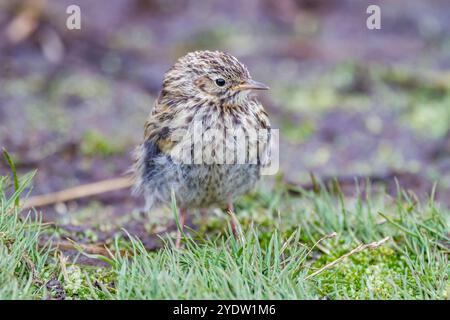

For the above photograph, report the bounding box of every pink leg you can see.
[226,203,238,237]
[176,208,186,249]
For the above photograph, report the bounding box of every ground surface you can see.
[0,0,449,299]
[1,174,449,299]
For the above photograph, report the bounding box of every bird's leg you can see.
[226,203,239,237]
[176,207,186,249]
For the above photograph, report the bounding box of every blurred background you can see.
[0,0,450,247]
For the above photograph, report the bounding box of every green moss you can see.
[274,85,341,113]
[312,245,411,299]
[281,118,316,143]
[374,65,450,139]
[63,266,115,300]
[1,170,448,299]
[80,130,125,157]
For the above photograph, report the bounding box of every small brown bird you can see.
[133,50,271,247]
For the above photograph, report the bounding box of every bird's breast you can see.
[169,107,262,166]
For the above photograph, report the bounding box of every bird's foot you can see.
[226,203,244,242]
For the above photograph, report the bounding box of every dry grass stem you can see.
[305,236,390,280]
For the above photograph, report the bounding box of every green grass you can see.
[0,172,58,299]
[0,172,448,300]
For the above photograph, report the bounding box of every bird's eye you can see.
[215,78,226,87]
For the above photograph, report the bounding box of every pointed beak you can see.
[235,79,270,91]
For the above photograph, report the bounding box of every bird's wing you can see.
[132,101,177,193]
[143,102,177,154]
[251,101,272,165]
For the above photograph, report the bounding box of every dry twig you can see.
[305,236,390,280]
[23,176,133,209]
[39,238,128,258]
[5,0,47,43]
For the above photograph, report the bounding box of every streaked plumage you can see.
[132,51,270,244]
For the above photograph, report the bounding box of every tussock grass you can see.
[102,184,448,299]
[0,171,55,299]
[0,170,448,300]
[110,227,313,299]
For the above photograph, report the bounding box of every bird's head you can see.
[161,50,268,105]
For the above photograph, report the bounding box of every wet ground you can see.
[0,0,449,253]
